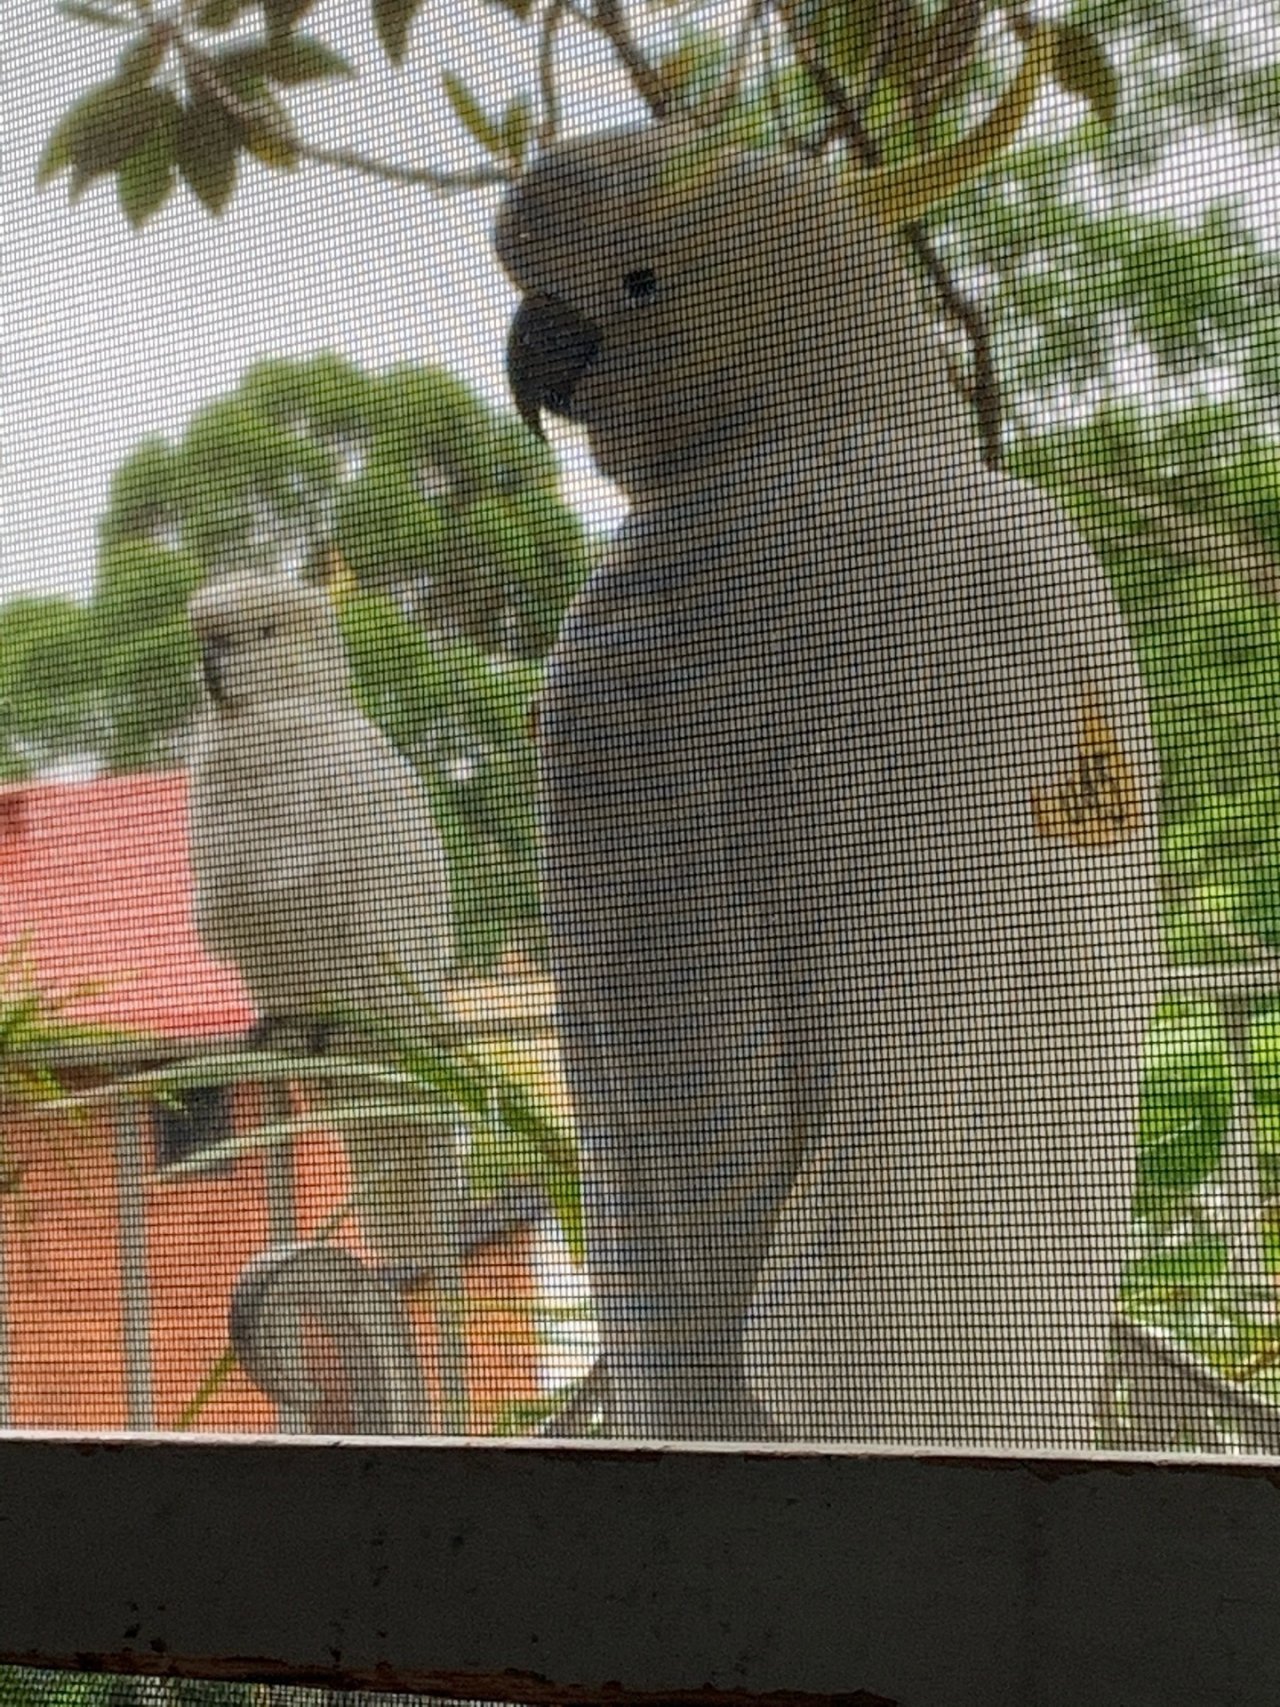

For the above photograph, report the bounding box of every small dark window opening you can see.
[152,1084,236,1175]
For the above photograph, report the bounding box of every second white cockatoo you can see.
[497,39,1163,1446]
[187,573,462,1294]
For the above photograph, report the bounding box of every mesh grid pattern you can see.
[2,0,1278,1459]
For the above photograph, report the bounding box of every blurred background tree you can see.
[23,0,1280,970]
[16,0,1280,1358]
[0,354,590,966]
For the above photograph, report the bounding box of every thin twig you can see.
[179,42,512,193]
[298,143,512,190]
[785,18,1005,467]
[788,28,878,163]
[703,0,766,126]
[591,0,668,117]
[904,227,1003,467]
[536,0,567,147]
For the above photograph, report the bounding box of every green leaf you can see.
[175,94,239,212]
[807,0,880,90]
[263,0,319,31]
[261,35,355,83]
[204,52,301,167]
[56,2,132,27]
[118,121,177,228]
[911,0,985,125]
[1053,23,1119,127]
[37,81,177,190]
[36,113,77,187]
[500,96,532,164]
[116,27,169,87]
[193,0,257,26]
[241,97,300,168]
[441,71,505,156]
[213,44,273,81]
[373,0,423,64]
[871,0,927,107]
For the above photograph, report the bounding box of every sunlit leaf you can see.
[261,36,355,83]
[441,71,505,156]
[373,0,423,64]
[1053,22,1119,126]
[117,113,178,228]
[56,2,132,27]
[175,92,239,212]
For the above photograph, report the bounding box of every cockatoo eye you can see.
[623,268,659,306]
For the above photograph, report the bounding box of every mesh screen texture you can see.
[0,1673,492,1707]
[3,0,1278,1455]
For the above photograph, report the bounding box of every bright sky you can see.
[3,2,1274,605]
[2,0,642,605]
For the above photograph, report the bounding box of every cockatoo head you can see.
[188,573,350,712]
[496,33,1051,493]
[496,128,968,493]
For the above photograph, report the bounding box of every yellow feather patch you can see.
[1031,683,1142,850]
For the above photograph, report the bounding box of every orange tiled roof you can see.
[0,771,255,1041]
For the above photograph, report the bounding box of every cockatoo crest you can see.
[188,573,349,713]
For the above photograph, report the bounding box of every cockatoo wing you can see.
[544,430,1161,1447]
[500,120,1162,1449]
[190,702,452,1028]
[542,466,838,1442]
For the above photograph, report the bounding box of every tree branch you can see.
[536,0,567,147]
[904,228,1004,468]
[179,43,513,194]
[705,0,766,125]
[590,0,668,118]
[297,143,513,190]
[783,17,1005,468]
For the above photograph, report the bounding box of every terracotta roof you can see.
[0,772,255,1042]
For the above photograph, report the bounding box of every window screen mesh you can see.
[0,1673,496,1707]
[4,0,1279,1455]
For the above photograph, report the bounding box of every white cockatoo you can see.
[496,37,1163,1446]
[187,573,462,1295]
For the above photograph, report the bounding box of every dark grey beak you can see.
[506,292,601,438]
[201,638,230,703]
